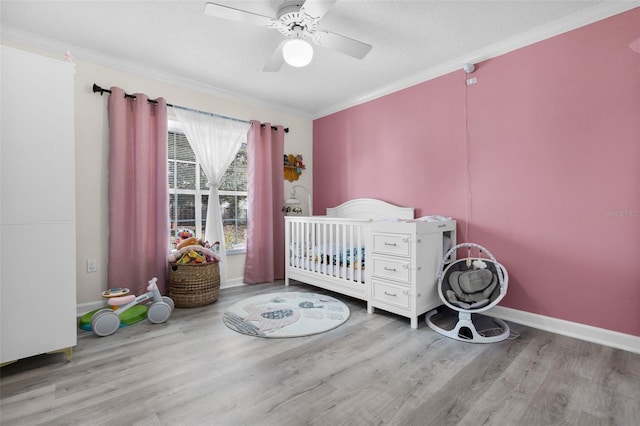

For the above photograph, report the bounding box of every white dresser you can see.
[1,47,77,365]
[366,220,456,328]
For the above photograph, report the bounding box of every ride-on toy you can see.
[91,277,174,337]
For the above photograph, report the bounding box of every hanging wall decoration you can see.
[284,154,305,182]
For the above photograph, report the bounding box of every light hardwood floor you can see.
[1,281,639,426]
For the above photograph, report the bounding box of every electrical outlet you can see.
[466,77,477,86]
[87,258,97,273]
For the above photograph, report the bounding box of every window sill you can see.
[227,248,246,256]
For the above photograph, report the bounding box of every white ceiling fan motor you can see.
[273,1,320,37]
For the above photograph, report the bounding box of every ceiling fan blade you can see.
[263,40,287,72]
[313,31,372,60]
[204,2,275,27]
[300,0,338,20]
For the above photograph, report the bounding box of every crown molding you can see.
[0,25,313,120]
[313,1,640,119]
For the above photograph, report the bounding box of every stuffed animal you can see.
[472,259,487,270]
[294,155,305,173]
[168,240,221,265]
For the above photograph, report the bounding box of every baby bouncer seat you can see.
[426,243,510,343]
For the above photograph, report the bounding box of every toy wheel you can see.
[91,309,121,337]
[148,302,171,324]
[162,296,175,312]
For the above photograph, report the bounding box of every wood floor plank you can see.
[1,281,639,426]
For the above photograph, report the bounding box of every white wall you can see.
[1,40,313,306]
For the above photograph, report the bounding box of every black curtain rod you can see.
[92,84,289,133]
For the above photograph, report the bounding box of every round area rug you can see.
[223,292,350,338]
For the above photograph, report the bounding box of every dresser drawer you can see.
[371,255,411,284]
[372,232,411,257]
[372,280,410,309]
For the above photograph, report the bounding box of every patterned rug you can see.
[223,292,350,338]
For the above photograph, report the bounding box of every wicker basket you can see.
[168,261,220,308]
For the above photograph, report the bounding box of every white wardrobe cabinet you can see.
[1,46,77,365]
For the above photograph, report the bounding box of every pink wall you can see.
[313,9,640,337]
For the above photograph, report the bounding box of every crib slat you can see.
[349,224,354,281]
[357,225,363,282]
[293,220,298,268]
[311,221,316,272]
[341,223,346,279]
[301,220,306,270]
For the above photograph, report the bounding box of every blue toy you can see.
[91,277,174,337]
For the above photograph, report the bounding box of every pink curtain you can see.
[108,87,169,295]
[244,121,285,283]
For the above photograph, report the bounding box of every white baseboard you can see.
[220,278,246,289]
[489,306,640,355]
[77,301,107,317]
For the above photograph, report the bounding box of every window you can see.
[168,130,248,252]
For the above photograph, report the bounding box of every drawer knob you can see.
[384,291,397,297]
[384,242,397,247]
[384,267,397,272]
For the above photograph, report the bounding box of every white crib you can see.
[284,199,414,305]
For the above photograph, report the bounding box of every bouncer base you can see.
[426,308,510,343]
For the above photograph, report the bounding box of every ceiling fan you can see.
[203,1,372,71]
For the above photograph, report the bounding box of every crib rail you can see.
[285,216,372,299]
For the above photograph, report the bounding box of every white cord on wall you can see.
[463,68,473,243]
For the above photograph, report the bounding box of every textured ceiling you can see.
[1,1,636,117]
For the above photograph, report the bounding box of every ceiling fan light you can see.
[282,38,314,67]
